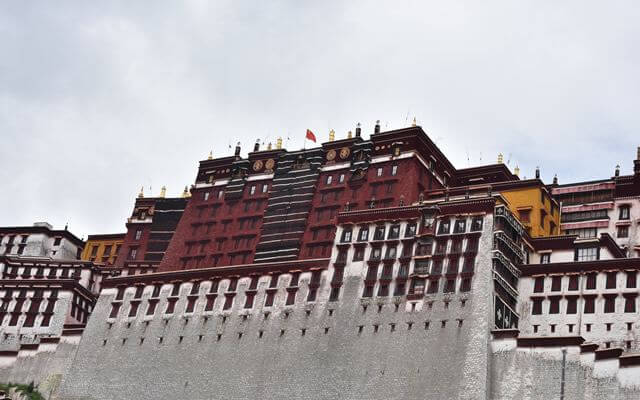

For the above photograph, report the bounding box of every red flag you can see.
[306,129,317,143]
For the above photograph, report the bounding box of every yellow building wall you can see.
[81,235,125,264]
[501,187,560,238]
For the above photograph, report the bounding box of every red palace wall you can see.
[156,126,516,273]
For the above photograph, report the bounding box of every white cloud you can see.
[1,1,639,237]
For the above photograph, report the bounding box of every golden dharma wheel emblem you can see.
[326,149,337,161]
[339,147,350,159]
[265,159,275,170]
[253,160,264,171]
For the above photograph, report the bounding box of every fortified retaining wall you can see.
[0,326,84,396]
[490,332,640,399]
[55,216,496,400]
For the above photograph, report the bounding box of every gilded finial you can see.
[347,130,353,139]
[267,142,272,150]
[182,186,191,198]
[208,151,213,160]
[497,153,504,164]
[276,137,283,149]
[329,129,335,142]
[412,117,417,127]
[138,186,144,198]
[159,186,166,198]
[514,165,520,177]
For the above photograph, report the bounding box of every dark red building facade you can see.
[156,125,519,273]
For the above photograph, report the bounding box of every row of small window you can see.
[363,276,472,298]
[184,237,256,255]
[0,288,59,301]
[0,235,28,245]
[0,290,60,327]
[111,286,330,319]
[0,311,56,328]
[419,237,480,257]
[531,322,636,337]
[88,243,121,259]
[113,272,326,305]
[555,190,612,206]
[413,256,476,275]
[408,276,473,295]
[340,223,417,243]
[3,266,81,279]
[2,235,62,248]
[437,217,483,235]
[537,247,600,264]
[338,240,479,265]
[103,318,466,348]
[532,271,637,293]
[179,251,257,269]
[564,228,598,239]
[564,226,633,240]
[319,183,399,204]
[197,200,266,218]
[203,183,270,201]
[325,165,399,186]
[190,218,261,238]
[531,295,639,315]
[561,209,609,223]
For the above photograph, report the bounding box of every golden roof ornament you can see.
[329,129,335,142]
[159,186,166,198]
[182,186,191,198]
[514,165,520,177]
[276,137,283,149]
[208,151,213,160]
[347,130,353,139]
[138,186,144,198]
[267,142,272,150]
[412,117,417,127]
[497,153,504,164]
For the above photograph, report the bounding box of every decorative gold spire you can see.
[412,117,417,127]
[347,130,353,139]
[497,153,504,164]
[267,142,272,150]
[276,137,283,149]
[159,186,166,198]
[514,165,520,177]
[208,151,213,160]
[182,186,191,198]
[329,129,335,142]
[138,186,144,198]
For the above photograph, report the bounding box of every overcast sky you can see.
[1,1,639,239]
